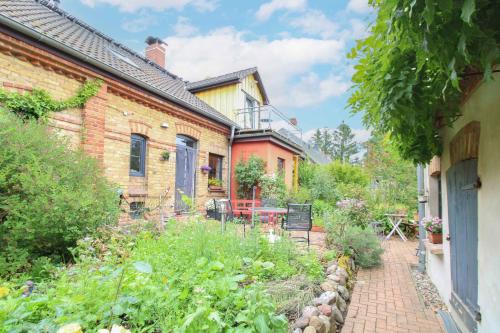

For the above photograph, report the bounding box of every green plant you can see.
[298,160,317,188]
[260,174,288,206]
[423,216,443,234]
[160,150,170,161]
[208,177,222,187]
[348,0,499,163]
[325,211,383,268]
[0,79,102,120]
[0,109,119,276]
[234,155,265,199]
[0,221,323,332]
[309,166,339,203]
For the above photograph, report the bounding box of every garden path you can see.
[342,239,445,333]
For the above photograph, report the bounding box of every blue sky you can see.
[59,0,373,142]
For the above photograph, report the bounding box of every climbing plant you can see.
[348,0,499,163]
[0,79,102,120]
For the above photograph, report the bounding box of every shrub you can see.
[309,166,338,202]
[325,210,383,268]
[0,221,323,332]
[338,226,384,268]
[260,174,288,206]
[234,155,265,199]
[0,110,119,276]
[298,160,317,188]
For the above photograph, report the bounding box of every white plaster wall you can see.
[435,73,500,333]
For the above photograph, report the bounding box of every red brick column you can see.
[82,83,107,166]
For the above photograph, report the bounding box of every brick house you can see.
[186,68,304,200]
[0,0,238,220]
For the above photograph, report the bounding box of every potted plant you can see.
[208,177,223,190]
[200,165,212,174]
[423,216,443,244]
[160,151,170,161]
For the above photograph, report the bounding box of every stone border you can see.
[291,258,355,333]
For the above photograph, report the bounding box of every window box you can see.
[424,239,444,255]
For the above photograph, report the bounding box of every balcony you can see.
[235,105,302,139]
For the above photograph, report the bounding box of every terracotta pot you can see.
[428,232,443,244]
[311,225,325,233]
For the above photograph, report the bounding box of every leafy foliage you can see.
[260,174,288,206]
[234,155,266,199]
[0,110,119,276]
[331,122,359,163]
[0,221,323,332]
[364,133,417,216]
[0,79,102,120]
[349,0,500,163]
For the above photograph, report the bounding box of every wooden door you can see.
[446,158,479,332]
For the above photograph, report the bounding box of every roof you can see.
[233,129,303,155]
[277,128,331,164]
[186,67,270,105]
[0,0,237,128]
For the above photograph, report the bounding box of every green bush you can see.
[309,166,338,202]
[0,110,119,276]
[260,174,288,207]
[325,210,383,268]
[0,221,323,332]
[338,226,383,268]
[298,160,317,188]
[234,155,265,199]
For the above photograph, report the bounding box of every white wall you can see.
[427,73,500,333]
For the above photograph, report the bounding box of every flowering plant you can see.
[335,198,369,228]
[200,165,212,172]
[423,216,442,234]
[204,199,215,210]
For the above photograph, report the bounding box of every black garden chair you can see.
[281,203,312,247]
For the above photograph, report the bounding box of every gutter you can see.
[227,126,235,200]
[0,14,237,129]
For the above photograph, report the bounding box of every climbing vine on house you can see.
[0,79,102,119]
[349,0,499,163]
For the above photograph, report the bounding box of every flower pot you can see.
[428,232,443,244]
[208,185,223,191]
[311,225,325,233]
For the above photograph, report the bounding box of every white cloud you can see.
[172,16,198,36]
[255,0,307,21]
[80,0,218,12]
[165,27,346,109]
[290,10,338,38]
[121,12,157,32]
[346,0,371,14]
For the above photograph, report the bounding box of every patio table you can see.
[249,207,287,226]
[385,213,408,241]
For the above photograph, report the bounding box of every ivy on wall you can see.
[348,0,499,163]
[0,79,103,120]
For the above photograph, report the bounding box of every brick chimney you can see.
[145,36,166,68]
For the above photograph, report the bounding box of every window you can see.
[277,158,285,175]
[130,134,146,176]
[208,153,223,182]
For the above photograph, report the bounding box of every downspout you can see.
[227,126,236,200]
[417,164,426,273]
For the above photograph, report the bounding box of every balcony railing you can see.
[235,105,302,139]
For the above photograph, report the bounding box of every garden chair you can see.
[281,204,312,247]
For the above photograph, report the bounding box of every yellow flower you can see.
[56,323,83,333]
[0,286,9,298]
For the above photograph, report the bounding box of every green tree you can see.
[0,109,119,275]
[311,128,333,156]
[348,0,499,163]
[234,155,265,199]
[363,133,417,212]
[331,122,359,163]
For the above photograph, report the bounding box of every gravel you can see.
[411,267,448,312]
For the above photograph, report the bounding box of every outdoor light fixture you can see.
[160,122,169,128]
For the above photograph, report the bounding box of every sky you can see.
[58,0,374,143]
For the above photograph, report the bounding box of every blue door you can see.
[446,158,479,332]
[175,135,197,212]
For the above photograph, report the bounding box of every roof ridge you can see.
[36,0,182,81]
[187,66,258,85]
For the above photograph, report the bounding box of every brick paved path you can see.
[342,239,445,333]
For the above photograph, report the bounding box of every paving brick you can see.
[341,240,444,333]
